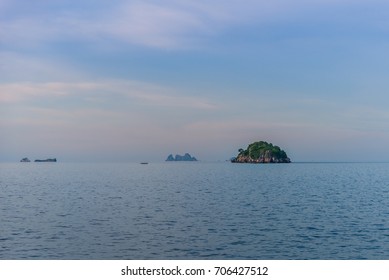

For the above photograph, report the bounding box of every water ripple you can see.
[1,162,389,259]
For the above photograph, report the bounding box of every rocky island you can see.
[166,153,198,161]
[231,141,291,163]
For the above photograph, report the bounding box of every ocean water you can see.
[1,162,389,260]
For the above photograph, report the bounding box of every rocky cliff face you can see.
[231,141,291,163]
[232,154,291,163]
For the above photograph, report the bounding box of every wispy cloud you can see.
[0,51,87,82]
[104,2,210,48]
[2,0,381,49]
[0,80,218,110]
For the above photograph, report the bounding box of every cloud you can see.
[103,2,209,48]
[2,78,387,136]
[0,82,97,103]
[0,1,217,48]
[0,51,88,83]
[0,79,218,110]
[0,1,208,49]
[2,0,384,50]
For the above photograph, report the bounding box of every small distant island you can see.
[231,141,291,163]
[20,158,31,162]
[166,153,198,161]
[34,158,57,162]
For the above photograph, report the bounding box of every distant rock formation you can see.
[166,153,198,161]
[20,157,31,162]
[34,158,57,162]
[166,154,175,161]
[231,141,291,163]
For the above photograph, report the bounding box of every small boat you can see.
[140,162,149,165]
[35,158,57,162]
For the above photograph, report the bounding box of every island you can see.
[166,153,198,161]
[20,157,31,162]
[34,158,57,162]
[231,141,291,163]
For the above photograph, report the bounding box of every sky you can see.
[1,0,389,162]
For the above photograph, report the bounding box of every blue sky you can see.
[1,0,389,162]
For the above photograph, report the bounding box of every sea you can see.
[1,162,389,260]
